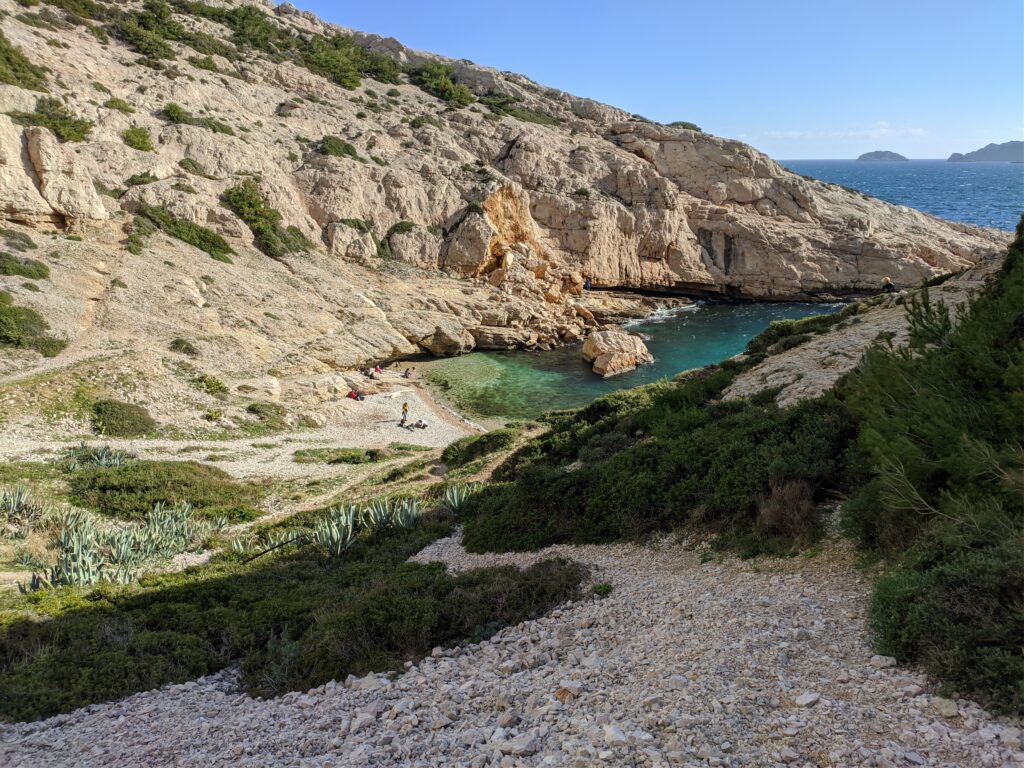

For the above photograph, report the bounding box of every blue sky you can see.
[292,0,1023,159]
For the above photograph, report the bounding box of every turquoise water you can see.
[426,302,839,420]
[428,160,1019,420]
[783,159,1024,231]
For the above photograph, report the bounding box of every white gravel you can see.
[2,534,1021,767]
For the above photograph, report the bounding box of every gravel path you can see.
[2,535,1020,767]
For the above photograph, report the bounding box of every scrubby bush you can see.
[68,459,259,521]
[0,254,49,280]
[192,373,228,396]
[478,92,559,126]
[462,370,853,553]
[0,290,66,357]
[841,218,1024,713]
[221,179,310,259]
[103,97,135,113]
[668,120,702,132]
[161,102,234,135]
[7,97,93,142]
[125,215,156,255]
[319,135,359,159]
[0,228,37,253]
[125,170,158,186]
[442,428,518,468]
[136,204,233,262]
[745,304,856,355]
[90,399,157,437]
[0,29,48,91]
[409,62,474,107]
[169,337,198,356]
[293,448,382,464]
[121,125,153,151]
[177,157,215,178]
[0,512,580,720]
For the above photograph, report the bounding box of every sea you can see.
[425,159,1022,420]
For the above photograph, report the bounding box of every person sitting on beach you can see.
[403,367,414,379]
[347,389,364,401]
[413,419,428,429]
[368,371,377,380]
[373,365,383,374]
[400,401,409,426]
[881,276,896,294]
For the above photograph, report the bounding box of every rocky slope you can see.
[0,0,1008,423]
[3,533,1021,767]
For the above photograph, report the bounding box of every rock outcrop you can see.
[582,327,654,378]
[0,0,1009,401]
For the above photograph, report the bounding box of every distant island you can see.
[857,151,908,162]
[948,140,1024,162]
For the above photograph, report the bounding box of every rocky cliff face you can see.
[0,0,1007,395]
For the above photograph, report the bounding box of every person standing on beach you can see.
[401,401,409,426]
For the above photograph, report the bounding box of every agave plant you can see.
[0,485,47,536]
[390,498,421,528]
[61,442,133,472]
[361,499,393,531]
[23,502,214,592]
[311,516,359,557]
[443,483,481,514]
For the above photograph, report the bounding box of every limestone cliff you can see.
[0,0,1008,396]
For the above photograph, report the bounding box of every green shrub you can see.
[293,448,383,464]
[245,402,286,426]
[593,582,613,597]
[125,170,158,186]
[375,221,414,259]
[409,114,438,130]
[319,135,359,160]
[0,512,579,720]
[0,290,66,357]
[840,218,1024,713]
[478,92,559,126]
[125,215,156,255]
[462,370,853,553]
[177,157,215,178]
[191,373,228,396]
[745,304,854,355]
[90,399,157,437]
[442,428,518,469]
[161,102,234,135]
[136,204,233,262]
[0,228,37,252]
[169,337,198,356]
[121,125,154,151]
[338,218,373,234]
[221,179,310,259]
[409,63,474,107]
[68,459,259,521]
[868,541,1023,714]
[7,97,93,142]
[0,29,48,91]
[103,97,135,113]
[668,120,702,132]
[188,54,217,71]
[0,254,48,280]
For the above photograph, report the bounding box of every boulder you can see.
[582,326,654,378]
[25,127,108,223]
[420,324,475,356]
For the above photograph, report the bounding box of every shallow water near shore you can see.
[424,302,840,421]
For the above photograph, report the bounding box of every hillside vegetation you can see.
[463,220,1024,712]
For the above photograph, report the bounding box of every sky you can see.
[292,0,1023,159]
